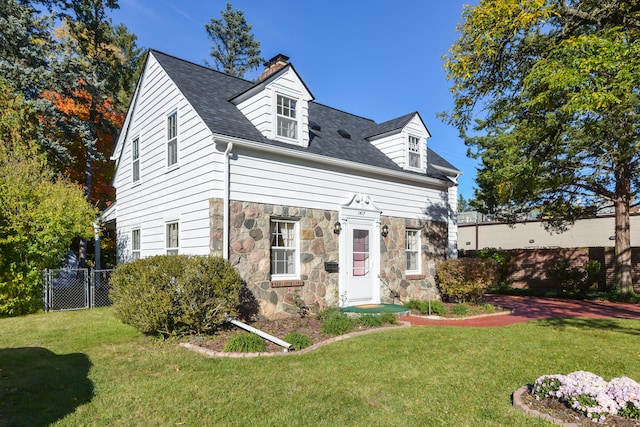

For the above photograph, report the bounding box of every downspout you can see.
[218,140,233,260]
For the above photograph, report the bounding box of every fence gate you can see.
[43,269,113,312]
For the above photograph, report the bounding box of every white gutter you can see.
[215,139,234,260]
[212,133,453,189]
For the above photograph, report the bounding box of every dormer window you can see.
[276,94,298,140]
[408,135,421,169]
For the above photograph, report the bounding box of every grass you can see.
[2,309,640,426]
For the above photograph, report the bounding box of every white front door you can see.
[339,193,381,307]
[346,220,375,304]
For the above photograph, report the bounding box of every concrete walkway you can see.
[398,295,640,327]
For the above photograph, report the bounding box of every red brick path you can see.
[397,295,640,327]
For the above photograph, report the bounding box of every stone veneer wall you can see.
[212,199,340,319]
[379,217,448,303]
[210,199,450,318]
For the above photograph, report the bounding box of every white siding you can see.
[368,114,429,173]
[113,53,222,259]
[235,67,311,147]
[227,148,449,221]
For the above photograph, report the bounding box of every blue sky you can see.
[110,0,478,199]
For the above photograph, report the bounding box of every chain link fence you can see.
[43,268,113,312]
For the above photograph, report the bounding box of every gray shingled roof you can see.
[150,49,459,182]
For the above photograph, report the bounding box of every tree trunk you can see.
[614,179,633,292]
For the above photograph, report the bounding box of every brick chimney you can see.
[258,54,289,81]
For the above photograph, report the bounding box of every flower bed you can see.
[532,371,640,423]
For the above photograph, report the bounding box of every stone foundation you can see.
[210,199,448,318]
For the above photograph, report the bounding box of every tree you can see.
[0,80,97,316]
[205,2,263,78]
[443,0,640,291]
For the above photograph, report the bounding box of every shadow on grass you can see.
[0,347,93,426]
[535,317,640,336]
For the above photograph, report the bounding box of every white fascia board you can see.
[212,133,453,189]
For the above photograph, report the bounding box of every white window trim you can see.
[273,92,300,144]
[166,110,178,170]
[270,219,300,280]
[131,228,141,260]
[405,229,421,274]
[407,135,422,171]
[166,221,179,255]
[132,136,140,184]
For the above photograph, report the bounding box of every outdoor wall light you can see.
[609,236,615,241]
[381,224,389,237]
[333,222,342,234]
[529,239,535,244]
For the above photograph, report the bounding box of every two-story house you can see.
[107,50,461,318]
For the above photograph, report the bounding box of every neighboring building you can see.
[459,214,640,251]
[108,50,461,318]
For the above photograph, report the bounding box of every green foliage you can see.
[436,258,499,303]
[223,333,266,353]
[358,314,384,327]
[452,303,468,316]
[547,260,601,292]
[316,306,342,322]
[204,2,263,77]
[0,82,97,316]
[283,331,312,351]
[476,247,511,283]
[443,0,640,290]
[405,299,446,316]
[110,255,243,335]
[320,311,356,336]
[533,376,562,399]
[378,312,398,325]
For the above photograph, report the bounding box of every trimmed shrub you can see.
[223,333,266,353]
[175,256,244,334]
[110,255,243,335]
[436,258,499,303]
[283,331,312,350]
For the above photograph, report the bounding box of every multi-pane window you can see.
[271,220,298,277]
[406,229,421,273]
[167,111,178,167]
[166,222,179,255]
[276,95,297,140]
[132,137,140,183]
[408,135,421,169]
[131,229,141,260]
[352,229,370,277]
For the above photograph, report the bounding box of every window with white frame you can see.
[270,219,299,278]
[166,222,179,255]
[276,94,298,140]
[406,229,421,274]
[131,228,141,260]
[408,135,421,169]
[132,137,140,183]
[167,111,178,167]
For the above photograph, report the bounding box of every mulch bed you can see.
[188,316,392,353]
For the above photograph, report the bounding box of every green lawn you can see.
[1,309,639,426]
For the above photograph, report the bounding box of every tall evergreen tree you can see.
[205,2,263,78]
[443,0,640,290]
